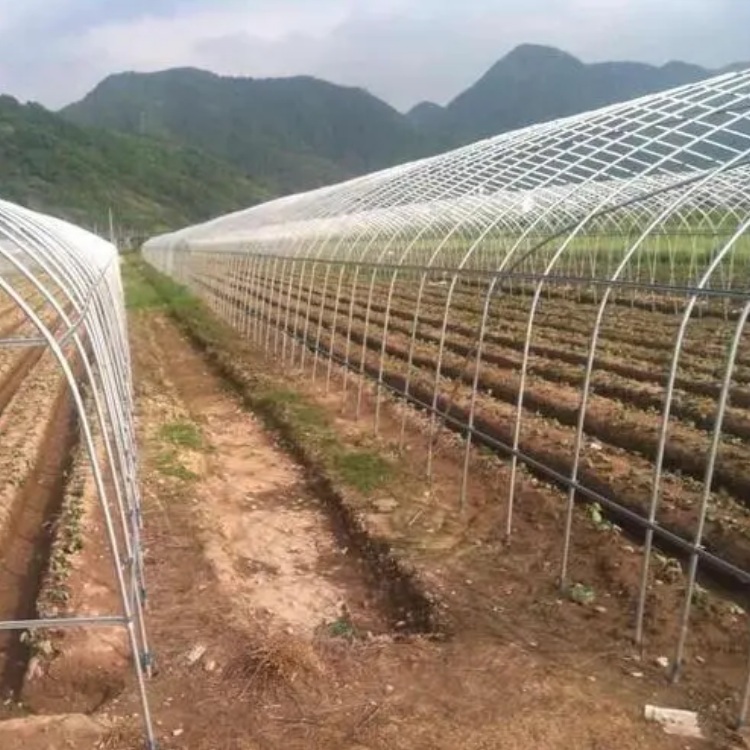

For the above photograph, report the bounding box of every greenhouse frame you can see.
[0,201,154,746]
[144,68,750,721]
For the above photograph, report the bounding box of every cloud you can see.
[0,0,747,110]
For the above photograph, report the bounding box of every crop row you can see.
[236,267,750,386]
[222,262,750,384]
[200,273,750,503]
[240,277,750,495]
[195,251,743,324]
[194,272,750,585]
[205,271,750,429]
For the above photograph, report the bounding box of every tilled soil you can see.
[93,308,706,750]
[0,285,726,749]
[194,273,750,589]
[0,350,73,711]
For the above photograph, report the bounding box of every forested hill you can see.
[0,95,268,232]
[63,47,747,181]
[2,44,746,232]
[61,68,434,195]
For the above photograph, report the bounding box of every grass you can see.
[332,450,392,493]
[153,417,204,482]
[159,420,203,450]
[121,255,166,310]
[128,256,230,347]
[327,615,358,640]
[256,387,330,434]
[156,420,205,482]
[255,384,393,494]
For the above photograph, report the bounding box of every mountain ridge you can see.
[409,44,748,143]
[0,94,269,232]
[62,44,749,192]
[2,43,748,233]
[62,67,433,195]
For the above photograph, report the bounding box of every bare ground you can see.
[84,309,712,750]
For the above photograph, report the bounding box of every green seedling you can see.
[569,583,596,605]
[328,616,357,640]
[159,420,203,450]
[587,502,620,533]
[692,583,710,610]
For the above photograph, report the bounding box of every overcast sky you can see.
[0,0,747,112]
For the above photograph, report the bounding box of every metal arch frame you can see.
[418,93,716,478]
[0,202,155,749]
[409,83,749,483]
[501,75,750,542]
[560,162,750,595]
[144,69,750,726]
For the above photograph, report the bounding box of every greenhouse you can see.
[144,69,750,720]
[0,200,154,745]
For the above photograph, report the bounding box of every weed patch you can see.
[159,420,203,450]
[122,259,165,310]
[332,450,391,493]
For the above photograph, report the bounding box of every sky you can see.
[0,0,748,112]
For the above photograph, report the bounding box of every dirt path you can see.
[86,307,698,750]
[146,312,388,640]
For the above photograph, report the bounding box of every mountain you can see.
[409,44,746,144]
[61,68,434,195]
[62,48,748,201]
[4,44,746,234]
[407,101,445,130]
[0,94,269,232]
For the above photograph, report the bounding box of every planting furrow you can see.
[0,288,47,341]
[22,425,124,714]
[236,270,750,388]
[0,310,72,420]
[295,319,750,586]
[335,280,750,382]
[215,274,750,425]
[0,349,74,697]
[316,307,750,505]
[241,265,748,355]
[212,279,750,513]
[310,326,750,585]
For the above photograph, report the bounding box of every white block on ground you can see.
[644,704,703,739]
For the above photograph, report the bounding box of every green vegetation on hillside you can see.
[61,48,745,187]
[1,44,745,233]
[61,68,433,195]
[0,94,269,232]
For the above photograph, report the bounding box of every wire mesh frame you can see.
[145,69,750,724]
[0,200,155,748]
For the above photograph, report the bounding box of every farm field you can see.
[0,256,747,749]
[112,260,750,748]
[190,258,750,591]
[1,61,750,749]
